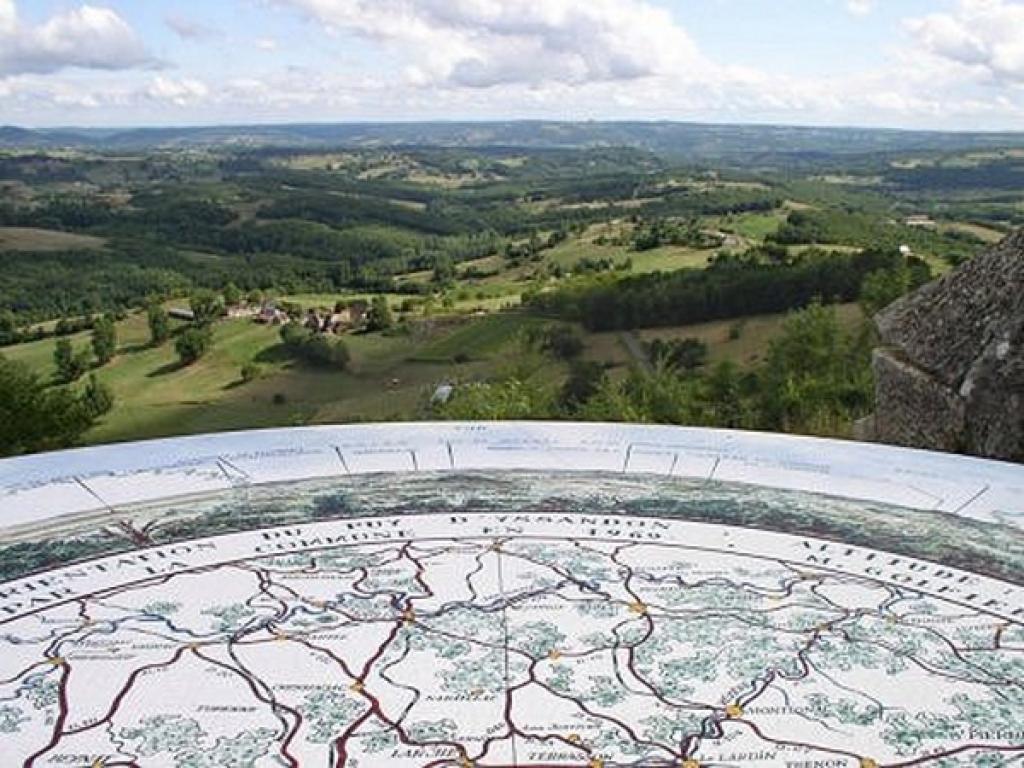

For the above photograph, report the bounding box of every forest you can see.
[527,248,926,331]
[0,130,1018,455]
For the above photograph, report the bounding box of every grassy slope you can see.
[584,303,865,371]
[717,211,786,240]
[2,310,546,444]
[545,226,714,274]
[411,314,545,362]
[0,195,877,445]
[937,221,1006,244]
[0,227,106,252]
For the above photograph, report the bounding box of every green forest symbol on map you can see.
[0,471,1021,766]
[1,530,1022,767]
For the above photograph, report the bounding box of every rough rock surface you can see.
[871,230,1024,462]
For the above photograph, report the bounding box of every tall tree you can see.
[175,326,214,366]
[54,337,79,383]
[431,256,456,286]
[81,374,115,418]
[223,282,242,307]
[91,314,117,366]
[538,324,585,361]
[439,378,556,420]
[147,302,171,345]
[702,361,747,428]
[0,355,98,457]
[190,290,224,327]
[54,338,93,383]
[756,302,873,435]
[0,311,19,346]
[366,296,394,332]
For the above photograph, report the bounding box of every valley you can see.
[1,126,1021,451]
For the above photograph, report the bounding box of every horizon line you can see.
[7,117,1024,137]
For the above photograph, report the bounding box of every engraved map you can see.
[1,465,1022,768]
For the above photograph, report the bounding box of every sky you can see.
[2,0,1024,130]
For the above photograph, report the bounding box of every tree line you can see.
[527,248,910,331]
[0,355,114,456]
[441,302,876,438]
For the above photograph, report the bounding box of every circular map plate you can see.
[0,423,1021,767]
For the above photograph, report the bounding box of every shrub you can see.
[189,289,224,326]
[279,325,350,370]
[647,337,709,372]
[81,374,114,417]
[366,296,394,331]
[147,303,171,345]
[175,326,213,365]
[537,324,585,360]
[91,314,117,366]
[54,337,90,383]
[240,362,262,383]
[1,356,99,456]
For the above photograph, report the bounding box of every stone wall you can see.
[871,230,1024,462]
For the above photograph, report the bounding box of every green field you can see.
[718,211,786,240]
[2,310,548,444]
[938,221,1006,244]
[411,313,546,362]
[0,227,107,252]
[584,303,865,371]
[280,292,405,309]
[545,225,715,274]
[1,136,1006,452]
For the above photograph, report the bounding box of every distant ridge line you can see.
[4,120,1024,156]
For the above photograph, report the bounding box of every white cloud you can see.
[165,13,221,41]
[146,76,209,106]
[0,2,152,76]
[3,0,1024,130]
[907,0,1024,82]
[265,0,976,126]
[276,0,704,88]
[0,0,16,36]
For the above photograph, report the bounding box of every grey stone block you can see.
[871,231,1023,461]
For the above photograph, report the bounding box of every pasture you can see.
[0,227,106,252]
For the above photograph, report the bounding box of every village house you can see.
[335,300,369,329]
[296,300,371,335]
[254,303,290,325]
[904,215,936,229]
[226,302,260,319]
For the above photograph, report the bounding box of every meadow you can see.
[0,139,1010,449]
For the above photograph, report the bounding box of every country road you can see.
[619,331,653,373]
